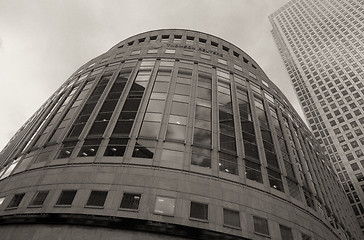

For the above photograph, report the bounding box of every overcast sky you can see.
[0,0,304,151]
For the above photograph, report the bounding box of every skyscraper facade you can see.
[0,29,361,239]
[270,0,364,234]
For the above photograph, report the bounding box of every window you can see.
[200,54,210,60]
[223,208,240,228]
[191,146,211,168]
[154,196,175,216]
[56,190,77,206]
[160,148,184,168]
[280,225,293,240]
[29,191,49,207]
[183,50,194,56]
[120,193,141,210]
[355,129,363,136]
[7,193,25,208]
[190,202,208,221]
[132,140,155,159]
[245,160,263,183]
[104,138,128,156]
[218,58,227,65]
[356,150,364,158]
[165,49,175,54]
[86,191,108,207]
[130,50,140,55]
[253,216,269,236]
[351,163,360,171]
[57,141,78,159]
[356,173,364,182]
[347,153,355,161]
[338,136,345,143]
[78,139,102,157]
[147,49,158,54]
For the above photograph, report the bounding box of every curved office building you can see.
[0,30,361,240]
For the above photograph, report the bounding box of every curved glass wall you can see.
[0,29,361,240]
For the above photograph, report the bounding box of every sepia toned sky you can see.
[0,0,303,151]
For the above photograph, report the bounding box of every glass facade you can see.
[0,29,361,240]
[270,0,364,236]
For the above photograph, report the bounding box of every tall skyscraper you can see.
[0,29,361,239]
[270,0,364,234]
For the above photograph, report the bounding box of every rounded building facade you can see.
[0,30,361,240]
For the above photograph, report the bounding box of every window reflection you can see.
[175,83,190,96]
[57,141,78,159]
[166,124,186,141]
[110,67,153,138]
[171,102,189,116]
[144,113,162,122]
[78,139,102,157]
[66,72,108,139]
[245,160,262,183]
[161,149,184,168]
[138,69,171,139]
[104,138,128,156]
[139,122,160,138]
[255,97,282,191]
[195,105,211,121]
[147,100,165,113]
[194,119,210,130]
[193,128,211,146]
[132,140,155,158]
[169,115,186,125]
[191,147,211,168]
[154,196,175,216]
[219,152,238,175]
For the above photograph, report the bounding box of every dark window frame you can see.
[28,191,49,207]
[189,201,209,221]
[85,190,108,208]
[55,190,77,206]
[119,192,141,211]
[6,193,25,209]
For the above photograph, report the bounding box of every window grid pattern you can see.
[0,29,358,239]
[217,70,238,175]
[29,191,49,206]
[270,0,364,229]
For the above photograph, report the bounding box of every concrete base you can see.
[0,224,192,240]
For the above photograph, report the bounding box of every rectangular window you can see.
[56,190,77,206]
[280,225,293,240]
[29,191,49,207]
[154,196,175,216]
[86,191,108,207]
[218,58,227,65]
[78,139,102,157]
[223,208,240,228]
[245,160,263,183]
[104,138,128,156]
[190,201,208,221]
[120,193,141,210]
[183,50,194,56]
[147,49,158,54]
[7,193,25,209]
[219,152,238,175]
[253,216,269,236]
[130,50,140,55]
[132,140,156,159]
[165,49,175,54]
[191,146,211,168]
